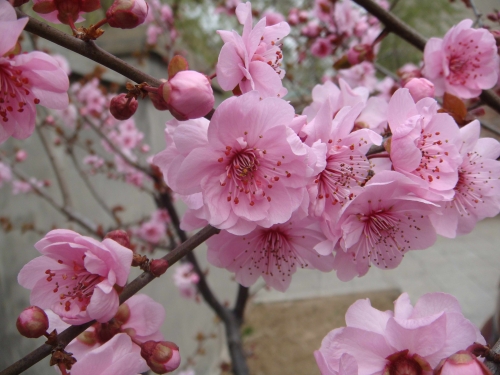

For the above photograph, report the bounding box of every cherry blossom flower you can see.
[311,38,333,58]
[403,77,435,102]
[70,333,146,375]
[0,0,69,144]
[0,161,12,187]
[18,229,133,325]
[422,19,499,99]
[387,88,462,198]
[338,62,378,92]
[138,219,165,244]
[172,263,199,300]
[434,350,491,375]
[216,2,290,97]
[430,120,500,237]
[316,171,439,281]
[207,215,334,291]
[32,0,100,27]
[315,292,485,375]
[160,92,309,235]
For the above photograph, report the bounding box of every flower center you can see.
[384,350,431,375]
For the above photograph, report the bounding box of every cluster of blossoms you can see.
[143,0,177,46]
[315,292,490,375]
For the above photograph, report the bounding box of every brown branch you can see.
[233,284,249,325]
[352,0,500,115]
[0,224,219,375]
[36,126,72,207]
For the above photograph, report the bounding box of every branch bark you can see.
[0,224,219,375]
[352,0,500,115]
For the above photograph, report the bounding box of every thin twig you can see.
[352,0,500,115]
[468,0,483,27]
[0,224,219,375]
[84,117,153,177]
[36,126,72,207]
[6,163,99,235]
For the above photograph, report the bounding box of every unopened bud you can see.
[16,306,49,338]
[161,71,214,121]
[434,350,491,375]
[105,229,132,250]
[150,259,169,277]
[346,44,374,65]
[109,94,138,120]
[106,0,149,29]
[141,340,181,374]
[403,78,435,102]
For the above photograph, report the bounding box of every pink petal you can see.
[87,282,119,323]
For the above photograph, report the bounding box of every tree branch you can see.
[352,0,500,115]
[0,224,219,375]
[233,285,249,325]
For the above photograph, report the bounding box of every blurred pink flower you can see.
[0,162,12,187]
[15,149,28,162]
[172,263,199,300]
[18,229,132,325]
[0,0,69,144]
[423,19,499,99]
[311,37,333,58]
[403,77,435,102]
[32,0,100,26]
[138,220,165,244]
[315,292,485,375]
[216,1,290,97]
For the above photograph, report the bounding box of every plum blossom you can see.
[316,171,439,281]
[18,229,133,325]
[338,62,378,92]
[315,292,485,375]
[32,0,100,27]
[430,120,500,238]
[157,92,309,235]
[138,219,165,244]
[216,2,290,97]
[207,214,334,291]
[69,333,146,375]
[0,0,69,144]
[387,88,462,198]
[0,161,12,187]
[172,263,199,300]
[422,19,499,99]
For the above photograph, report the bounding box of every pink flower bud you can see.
[106,0,149,29]
[434,351,491,375]
[141,340,181,374]
[346,44,374,65]
[160,71,214,121]
[150,259,169,277]
[403,77,435,102]
[105,230,132,250]
[15,150,27,162]
[16,306,49,338]
[109,94,138,120]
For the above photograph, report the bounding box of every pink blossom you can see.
[146,24,162,45]
[18,229,133,325]
[430,120,500,237]
[387,88,462,197]
[161,92,309,235]
[316,171,439,281]
[301,21,321,38]
[315,292,485,375]
[216,2,290,97]
[207,215,334,292]
[70,333,146,375]
[338,62,378,92]
[311,38,333,58]
[31,0,100,26]
[83,155,105,170]
[12,179,42,195]
[404,77,435,102]
[51,54,71,75]
[0,0,69,144]
[15,149,27,162]
[263,10,285,26]
[138,219,165,244]
[16,306,49,339]
[0,162,12,187]
[106,0,149,29]
[422,19,499,99]
[172,263,199,300]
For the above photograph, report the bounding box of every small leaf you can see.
[168,55,189,78]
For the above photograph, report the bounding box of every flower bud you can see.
[346,44,374,65]
[105,229,132,250]
[434,350,491,375]
[150,259,169,277]
[16,306,49,338]
[160,71,214,121]
[109,94,138,120]
[141,340,181,374]
[106,0,149,29]
[404,78,435,102]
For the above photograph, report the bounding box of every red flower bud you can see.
[141,341,181,374]
[106,0,149,29]
[109,94,138,120]
[105,230,132,250]
[150,259,169,277]
[16,306,49,338]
